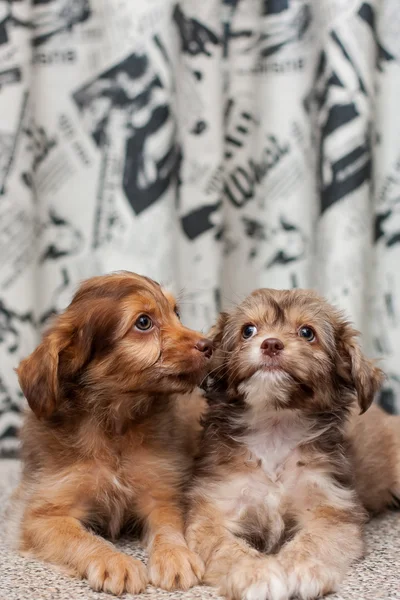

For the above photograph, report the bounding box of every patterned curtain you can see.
[1,0,399,457]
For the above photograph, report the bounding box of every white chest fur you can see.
[242,410,314,480]
[209,410,320,548]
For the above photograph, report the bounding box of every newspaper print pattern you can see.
[0,0,400,456]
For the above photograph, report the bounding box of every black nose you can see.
[195,338,213,359]
[260,337,284,356]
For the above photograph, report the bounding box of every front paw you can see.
[86,551,148,595]
[148,544,204,590]
[284,561,340,600]
[225,556,289,600]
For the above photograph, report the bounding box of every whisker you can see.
[199,364,226,388]
[206,363,227,379]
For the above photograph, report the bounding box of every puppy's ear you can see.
[16,329,70,419]
[339,327,385,414]
[208,311,229,347]
[202,312,230,399]
[17,300,121,419]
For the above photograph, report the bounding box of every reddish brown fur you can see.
[13,271,211,595]
[186,288,388,600]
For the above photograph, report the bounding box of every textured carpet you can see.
[1,460,399,600]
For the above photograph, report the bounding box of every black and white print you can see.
[31,0,91,48]
[0,0,30,47]
[0,300,34,355]
[0,375,24,458]
[39,208,83,263]
[1,0,400,456]
[73,48,179,218]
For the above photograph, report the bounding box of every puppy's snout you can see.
[261,337,284,357]
[195,338,213,359]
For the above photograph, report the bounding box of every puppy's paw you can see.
[225,556,289,600]
[285,561,339,600]
[149,544,204,590]
[86,551,148,595]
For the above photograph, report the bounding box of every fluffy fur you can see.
[185,288,398,600]
[12,271,212,595]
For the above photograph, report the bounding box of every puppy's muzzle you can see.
[195,338,213,359]
[261,337,284,357]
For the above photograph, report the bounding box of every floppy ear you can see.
[16,302,117,419]
[202,312,230,398]
[208,311,229,347]
[16,330,69,419]
[340,328,385,414]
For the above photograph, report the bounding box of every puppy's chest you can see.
[216,425,310,548]
[85,447,160,535]
[237,430,304,514]
[245,428,303,482]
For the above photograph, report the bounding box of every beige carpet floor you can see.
[1,459,399,600]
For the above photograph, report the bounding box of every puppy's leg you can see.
[137,493,204,590]
[186,503,288,600]
[22,503,147,595]
[277,503,364,599]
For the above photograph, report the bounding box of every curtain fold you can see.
[1,0,399,456]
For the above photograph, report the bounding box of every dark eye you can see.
[135,315,153,331]
[174,307,180,320]
[242,324,257,339]
[298,326,315,342]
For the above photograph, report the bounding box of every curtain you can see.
[1,0,399,457]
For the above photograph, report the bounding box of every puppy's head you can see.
[17,272,212,419]
[206,289,384,415]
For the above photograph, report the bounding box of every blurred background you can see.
[1,0,400,457]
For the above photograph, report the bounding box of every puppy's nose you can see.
[195,338,213,359]
[261,337,284,356]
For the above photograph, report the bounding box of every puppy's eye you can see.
[298,326,315,342]
[135,315,153,331]
[174,307,180,320]
[242,324,257,339]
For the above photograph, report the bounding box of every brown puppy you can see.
[346,403,400,514]
[13,272,212,595]
[186,288,389,600]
